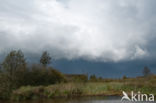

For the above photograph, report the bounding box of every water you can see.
[1,96,156,103]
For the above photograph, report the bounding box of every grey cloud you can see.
[0,0,156,62]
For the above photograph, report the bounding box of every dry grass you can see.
[11,75,156,101]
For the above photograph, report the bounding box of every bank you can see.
[11,82,156,101]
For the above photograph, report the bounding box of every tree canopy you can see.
[40,51,51,67]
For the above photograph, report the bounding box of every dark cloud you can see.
[52,59,156,78]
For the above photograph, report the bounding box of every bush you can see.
[25,64,66,86]
[0,73,11,99]
[11,86,45,101]
[12,83,83,100]
[89,75,97,82]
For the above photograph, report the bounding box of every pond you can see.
[1,96,155,103]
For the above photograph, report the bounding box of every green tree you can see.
[2,50,27,89]
[40,51,51,67]
[28,64,66,86]
[143,66,151,77]
[0,50,27,99]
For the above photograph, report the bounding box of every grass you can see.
[11,83,84,101]
[10,75,156,101]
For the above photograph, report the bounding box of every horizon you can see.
[1,52,156,78]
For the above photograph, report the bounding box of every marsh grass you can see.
[11,83,84,101]
[10,75,156,101]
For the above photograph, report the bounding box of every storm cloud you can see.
[0,0,156,62]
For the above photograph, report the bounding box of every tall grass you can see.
[11,75,156,101]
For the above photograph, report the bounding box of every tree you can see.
[143,66,151,77]
[2,50,27,89]
[28,64,66,86]
[40,51,51,67]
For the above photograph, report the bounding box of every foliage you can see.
[27,64,66,86]
[40,51,51,67]
[0,50,27,99]
[12,77,156,101]
[11,83,83,100]
[89,74,97,82]
[0,50,65,99]
[11,86,45,101]
[65,74,88,82]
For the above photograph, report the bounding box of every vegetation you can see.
[0,50,155,101]
[40,51,51,67]
[143,66,151,77]
[65,74,88,82]
[11,75,156,101]
[0,50,27,99]
[27,65,66,86]
[89,75,97,82]
[0,50,65,99]
[11,83,83,101]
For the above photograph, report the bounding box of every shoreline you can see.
[9,82,156,101]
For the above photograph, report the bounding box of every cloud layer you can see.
[0,0,156,62]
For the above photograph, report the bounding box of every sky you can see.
[0,0,156,77]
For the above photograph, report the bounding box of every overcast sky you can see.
[0,0,156,62]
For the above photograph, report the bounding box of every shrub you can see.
[89,75,97,82]
[11,86,45,101]
[25,64,66,86]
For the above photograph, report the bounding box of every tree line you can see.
[0,50,66,99]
